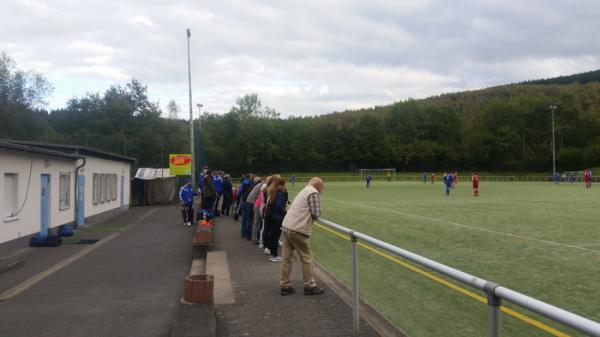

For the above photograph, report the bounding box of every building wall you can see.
[79,156,131,219]
[0,149,76,243]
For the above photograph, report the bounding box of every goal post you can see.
[358,168,397,181]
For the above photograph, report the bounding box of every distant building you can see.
[0,140,135,244]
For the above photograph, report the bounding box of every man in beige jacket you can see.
[280,177,325,296]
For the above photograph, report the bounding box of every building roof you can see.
[0,141,84,160]
[3,140,136,163]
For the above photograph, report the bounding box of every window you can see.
[112,174,118,201]
[101,174,107,203]
[59,173,70,210]
[4,173,18,219]
[93,173,119,205]
[93,174,100,205]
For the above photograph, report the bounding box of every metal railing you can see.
[231,175,599,184]
[316,217,600,337]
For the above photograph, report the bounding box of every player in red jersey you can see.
[452,171,458,188]
[472,173,479,197]
[584,169,592,189]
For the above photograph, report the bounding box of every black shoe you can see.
[304,286,324,295]
[280,287,295,296]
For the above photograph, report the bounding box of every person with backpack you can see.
[263,175,288,262]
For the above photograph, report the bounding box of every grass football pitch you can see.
[286,181,600,337]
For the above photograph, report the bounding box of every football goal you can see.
[358,168,397,181]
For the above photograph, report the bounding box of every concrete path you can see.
[0,205,206,337]
[0,205,382,337]
[212,216,379,337]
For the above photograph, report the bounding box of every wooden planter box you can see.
[193,224,213,247]
[183,274,214,303]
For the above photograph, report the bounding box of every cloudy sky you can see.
[2,0,599,117]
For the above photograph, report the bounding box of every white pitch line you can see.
[323,197,600,254]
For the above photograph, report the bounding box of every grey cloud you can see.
[1,0,599,116]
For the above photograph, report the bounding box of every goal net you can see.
[358,168,397,181]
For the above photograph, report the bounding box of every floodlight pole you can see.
[187,28,195,189]
[196,103,203,167]
[550,105,557,177]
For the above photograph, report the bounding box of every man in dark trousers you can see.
[221,175,233,216]
[201,170,216,212]
[179,179,195,226]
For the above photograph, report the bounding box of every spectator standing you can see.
[240,174,255,239]
[246,176,263,242]
[264,175,288,261]
[280,177,325,296]
[201,170,216,211]
[221,175,233,216]
[213,171,223,214]
[179,179,196,226]
[257,177,272,248]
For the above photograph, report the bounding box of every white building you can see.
[1,140,135,245]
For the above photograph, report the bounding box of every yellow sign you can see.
[169,154,192,176]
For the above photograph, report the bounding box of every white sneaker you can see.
[187,222,192,226]
[269,256,282,262]
[258,243,263,249]
[264,248,271,255]
[278,240,283,247]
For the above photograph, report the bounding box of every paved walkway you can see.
[212,215,379,337]
[0,205,205,337]
[0,205,381,337]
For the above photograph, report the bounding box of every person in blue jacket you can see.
[237,174,253,236]
[212,171,223,214]
[443,171,453,196]
[179,179,196,226]
[365,175,372,188]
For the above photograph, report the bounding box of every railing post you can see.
[484,282,502,337]
[351,231,360,336]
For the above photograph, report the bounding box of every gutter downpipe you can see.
[74,157,86,229]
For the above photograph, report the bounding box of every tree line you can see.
[2,51,600,175]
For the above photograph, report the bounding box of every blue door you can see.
[40,174,50,237]
[77,175,85,226]
[120,175,125,208]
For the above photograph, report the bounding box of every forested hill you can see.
[274,80,600,173]
[519,69,600,85]
[2,50,600,174]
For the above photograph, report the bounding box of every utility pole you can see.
[196,103,203,168]
[187,28,195,189]
[550,105,557,176]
